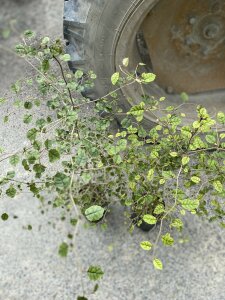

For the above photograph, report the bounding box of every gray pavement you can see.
[0,1,225,299]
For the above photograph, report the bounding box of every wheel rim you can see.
[114,0,225,127]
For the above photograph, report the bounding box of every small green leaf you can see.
[182,156,190,165]
[6,185,17,198]
[191,176,201,184]
[27,128,37,141]
[205,135,216,144]
[48,149,60,163]
[44,139,54,150]
[9,154,20,166]
[220,222,225,228]
[217,112,225,124]
[170,218,183,230]
[4,115,9,123]
[153,204,165,215]
[111,72,120,85]
[1,213,9,221]
[189,136,206,150]
[153,258,163,270]
[28,154,37,164]
[170,152,178,157]
[143,214,157,225]
[213,180,223,192]
[113,154,122,165]
[193,121,200,129]
[81,172,92,184]
[23,114,33,124]
[34,99,41,106]
[58,242,68,257]
[180,209,186,216]
[85,205,105,222]
[29,183,39,196]
[11,81,20,94]
[180,199,199,211]
[128,102,145,122]
[33,141,41,151]
[13,100,23,108]
[141,72,156,83]
[70,218,78,226]
[42,60,50,72]
[36,118,46,129]
[147,168,154,181]
[77,297,88,300]
[24,101,33,109]
[117,138,127,151]
[41,37,50,45]
[74,70,84,79]
[75,149,88,167]
[7,171,15,179]
[159,179,165,185]
[93,283,99,293]
[140,241,152,250]
[24,30,35,39]
[53,197,64,207]
[54,172,70,190]
[33,164,46,175]
[87,266,104,281]
[180,92,189,102]
[60,54,71,62]
[150,148,159,159]
[122,58,129,67]
[15,44,26,55]
[22,159,29,171]
[161,233,174,246]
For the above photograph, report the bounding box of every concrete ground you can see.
[0,1,225,299]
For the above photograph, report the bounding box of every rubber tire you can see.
[64,0,225,129]
[63,0,156,127]
[64,0,135,95]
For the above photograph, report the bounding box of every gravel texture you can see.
[0,1,225,299]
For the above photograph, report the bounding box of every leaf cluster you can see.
[0,33,224,290]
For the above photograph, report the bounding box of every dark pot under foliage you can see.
[139,218,159,232]
[131,212,159,232]
[131,200,165,232]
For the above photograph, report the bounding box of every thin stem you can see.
[5,178,45,185]
[68,125,85,296]
[0,145,33,164]
[153,165,183,257]
[72,80,136,109]
[23,57,65,95]
[52,55,75,107]
[188,147,225,154]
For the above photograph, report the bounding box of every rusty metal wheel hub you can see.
[141,0,225,94]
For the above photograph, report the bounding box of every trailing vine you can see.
[0,31,225,298]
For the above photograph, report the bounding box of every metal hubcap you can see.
[114,0,225,127]
[141,0,225,94]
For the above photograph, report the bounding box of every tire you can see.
[64,0,158,128]
[63,0,225,128]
